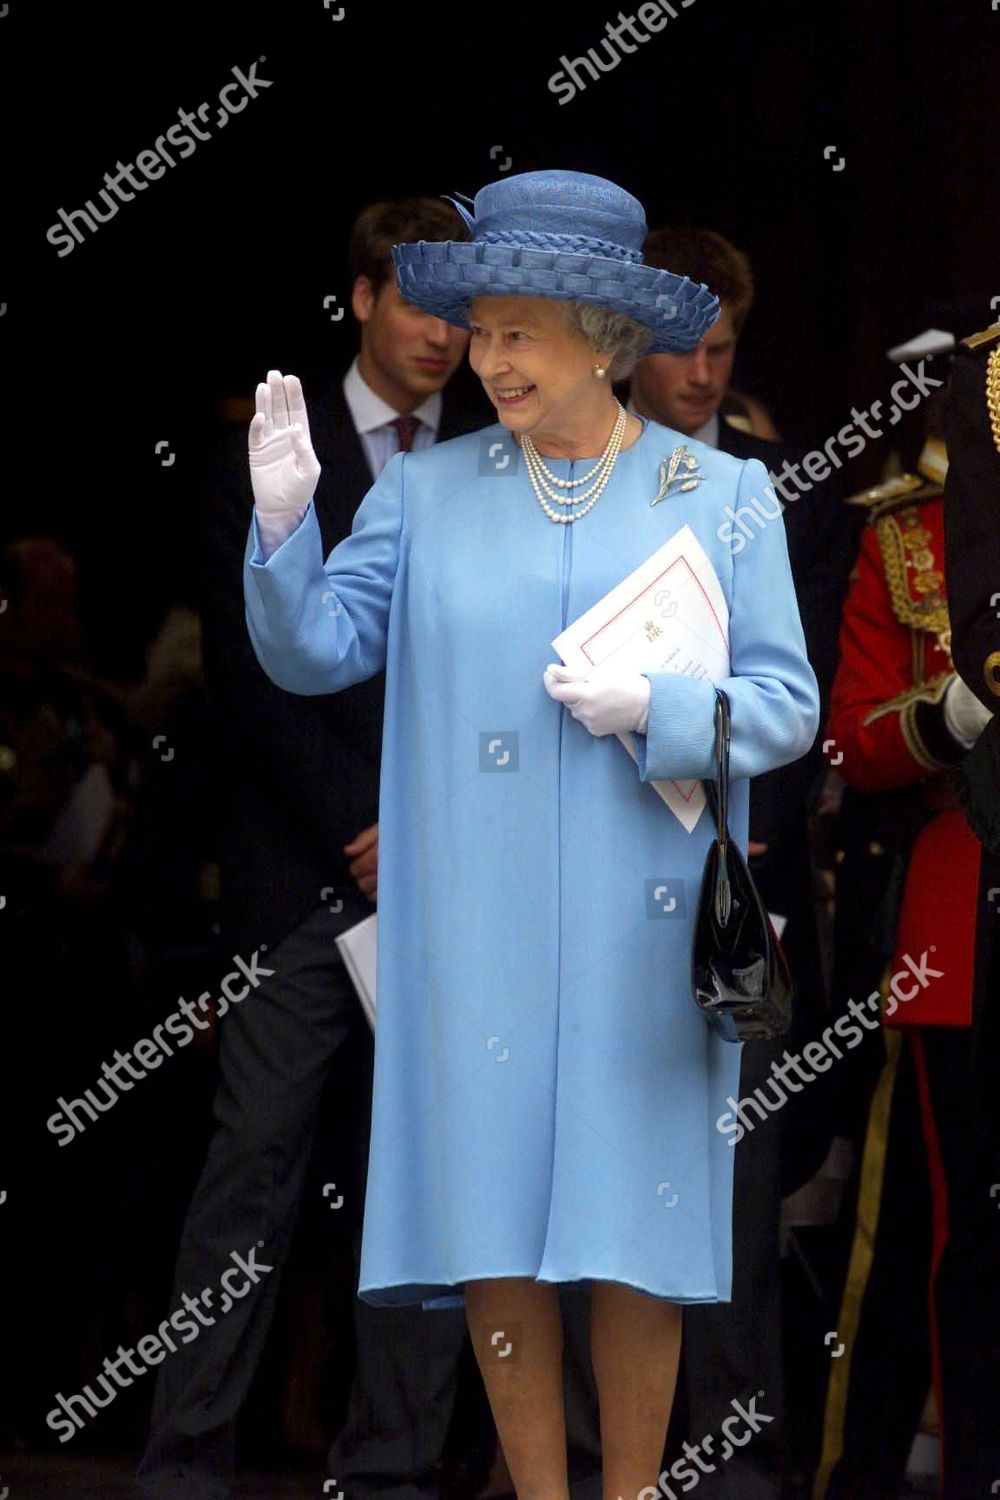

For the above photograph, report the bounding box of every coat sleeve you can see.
[632,456,820,782]
[243,452,405,696]
[747,468,858,846]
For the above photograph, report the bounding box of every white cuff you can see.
[943,674,992,748]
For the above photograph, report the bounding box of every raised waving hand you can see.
[248,369,322,556]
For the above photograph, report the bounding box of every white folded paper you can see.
[551,523,730,832]
[335,913,377,1031]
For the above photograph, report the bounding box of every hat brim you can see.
[393,240,719,354]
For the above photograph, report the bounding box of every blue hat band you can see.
[478,228,643,264]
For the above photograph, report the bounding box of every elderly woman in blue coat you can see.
[244,170,818,1500]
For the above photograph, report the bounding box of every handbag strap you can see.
[712,688,734,924]
[713,688,731,848]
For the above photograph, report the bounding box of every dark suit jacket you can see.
[717,418,861,1192]
[198,373,488,954]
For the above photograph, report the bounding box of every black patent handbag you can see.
[691,688,794,1042]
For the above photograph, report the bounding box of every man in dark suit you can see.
[943,315,1000,1332]
[136,197,488,1499]
[563,228,857,1499]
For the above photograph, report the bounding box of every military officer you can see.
[942,320,1000,1452]
[814,385,998,1496]
[944,318,1000,1093]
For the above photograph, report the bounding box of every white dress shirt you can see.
[343,356,442,479]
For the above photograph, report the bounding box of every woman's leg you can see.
[590,1280,683,1500]
[464,1276,570,1500]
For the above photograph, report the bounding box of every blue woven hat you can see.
[393,169,720,354]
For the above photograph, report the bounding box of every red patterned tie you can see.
[391,414,421,452]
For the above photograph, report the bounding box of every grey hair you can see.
[560,301,654,381]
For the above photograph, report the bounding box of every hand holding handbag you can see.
[691,688,794,1041]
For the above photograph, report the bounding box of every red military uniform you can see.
[825,445,980,1027]
[815,440,986,1500]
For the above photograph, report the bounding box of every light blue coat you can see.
[244,416,819,1310]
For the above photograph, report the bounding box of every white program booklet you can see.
[335,913,377,1032]
[551,523,730,832]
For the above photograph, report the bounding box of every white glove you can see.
[543,662,651,737]
[943,673,992,748]
[248,369,322,558]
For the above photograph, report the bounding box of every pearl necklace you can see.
[520,402,629,524]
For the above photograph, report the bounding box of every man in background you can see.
[136,197,488,1499]
[815,316,997,1498]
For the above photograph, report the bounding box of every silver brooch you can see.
[650,445,704,506]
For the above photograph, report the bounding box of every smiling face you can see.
[467,295,616,452]
[630,304,737,436]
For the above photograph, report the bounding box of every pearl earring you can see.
[594,364,607,379]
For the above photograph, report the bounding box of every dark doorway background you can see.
[1,4,998,1494]
[4,0,998,674]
